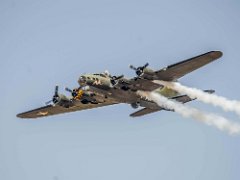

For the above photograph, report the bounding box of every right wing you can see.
[17,99,118,119]
[130,94,195,117]
[154,51,222,81]
[119,51,222,92]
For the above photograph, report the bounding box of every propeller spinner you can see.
[129,63,149,76]
[110,75,124,86]
[65,87,81,98]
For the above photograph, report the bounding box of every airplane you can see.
[17,51,222,119]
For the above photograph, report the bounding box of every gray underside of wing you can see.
[130,94,195,117]
[17,99,118,119]
[155,51,222,81]
[130,107,163,117]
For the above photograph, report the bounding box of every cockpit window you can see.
[81,76,86,80]
[93,73,106,77]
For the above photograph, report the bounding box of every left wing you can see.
[17,99,118,119]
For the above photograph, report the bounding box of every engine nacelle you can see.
[56,94,73,108]
[129,63,155,79]
[141,68,155,79]
[131,102,139,109]
[47,86,73,108]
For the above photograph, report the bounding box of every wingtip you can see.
[209,51,223,60]
[16,112,34,119]
[16,113,24,118]
[129,113,135,117]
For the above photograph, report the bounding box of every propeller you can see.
[110,75,124,86]
[65,86,81,98]
[129,63,149,76]
[45,85,60,105]
[65,87,73,93]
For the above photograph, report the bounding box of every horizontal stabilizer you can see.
[130,108,163,117]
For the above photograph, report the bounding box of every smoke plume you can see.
[155,80,240,116]
[138,91,240,135]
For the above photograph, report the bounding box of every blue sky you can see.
[1,0,240,180]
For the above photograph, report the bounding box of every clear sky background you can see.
[1,0,240,180]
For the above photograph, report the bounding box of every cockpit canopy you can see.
[92,73,108,77]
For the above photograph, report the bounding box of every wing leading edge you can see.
[155,51,222,81]
[17,99,118,119]
[121,51,222,92]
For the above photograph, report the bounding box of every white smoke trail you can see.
[138,91,240,135]
[155,80,240,116]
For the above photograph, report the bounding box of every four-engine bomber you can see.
[17,51,222,118]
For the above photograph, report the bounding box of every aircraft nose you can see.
[78,76,86,86]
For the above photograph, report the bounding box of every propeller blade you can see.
[65,87,73,93]
[143,63,149,68]
[130,63,150,76]
[45,85,61,105]
[45,100,52,105]
[111,75,124,80]
[116,75,124,80]
[110,74,124,86]
[54,85,59,95]
[65,86,83,98]
[129,65,137,70]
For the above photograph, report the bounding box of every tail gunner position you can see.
[17,51,222,118]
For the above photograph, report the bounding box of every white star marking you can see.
[37,111,48,116]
